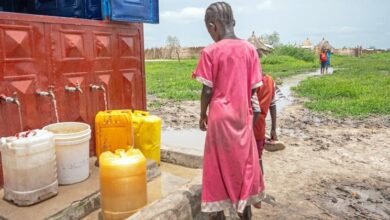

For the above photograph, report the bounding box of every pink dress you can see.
[192,39,265,213]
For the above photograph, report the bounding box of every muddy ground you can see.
[148,95,390,219]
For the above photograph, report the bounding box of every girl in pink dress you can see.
[192,2,265,219]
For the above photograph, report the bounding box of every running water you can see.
[17,105,23,132]
[103,91,108,111]
[52,98,59,123]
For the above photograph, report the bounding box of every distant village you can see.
[145,32,388,60]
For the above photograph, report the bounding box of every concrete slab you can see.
[83,163,202,220]
[0,158,161,220]
[0,158,100,220]
[162,129,205,154]
[161,129,205,168]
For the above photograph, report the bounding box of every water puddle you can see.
[161,69,333,154]
[315,179,390,219]
[269,68,333,117]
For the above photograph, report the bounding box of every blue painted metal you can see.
[33,0,85,18]
[0,0,33,13]
[102,0,159,24]
[0,0,102,20]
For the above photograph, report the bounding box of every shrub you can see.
[272,45,316,62]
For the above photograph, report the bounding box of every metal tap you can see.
[36,86,56,99]
[0,92,20,107]
[90,83,106,92]
[65,82,83,94]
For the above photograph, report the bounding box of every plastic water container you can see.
[95,110,134,157]
[0,130,58,206]
[100,148,147,220]
[132,111,162,164]
[43,122,91,185]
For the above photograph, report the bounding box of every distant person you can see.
[326,49,331,74]
[193,2,264,219]
[320,49,327,75]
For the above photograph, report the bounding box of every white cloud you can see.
[256,0,273,11]
[161,7,205,23]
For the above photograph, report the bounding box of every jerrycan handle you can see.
[133,110,149,116]
[15,130,37,139]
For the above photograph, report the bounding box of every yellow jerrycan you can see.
[95,110,134,157]
[132,110,162,165]
[99,148,147,220]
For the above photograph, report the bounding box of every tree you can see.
[166,36,181,62]
[261,31,280,47]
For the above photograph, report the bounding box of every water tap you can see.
[0,92,20,107]
[36,86,56,99]
[65,82,83,94]
[90,83,106,92]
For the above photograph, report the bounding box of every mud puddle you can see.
[313,179,390,219]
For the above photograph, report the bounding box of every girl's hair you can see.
[205,2,235,26]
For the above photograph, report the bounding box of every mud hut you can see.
[248,31,273,57]
[315,38,334,54]
[300,38,314,50]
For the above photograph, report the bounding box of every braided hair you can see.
[205,2,235,27]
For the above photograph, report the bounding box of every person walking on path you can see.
[326,49,331,74]
[320,48,328,75]
[192,2,265,219]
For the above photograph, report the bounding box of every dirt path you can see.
[148,81,390,219]
[252,101,390,219]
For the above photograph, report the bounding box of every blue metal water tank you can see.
[1,0,159,23]
[33,0,85,18]
[0,0,33,13]
[102,0,159,24]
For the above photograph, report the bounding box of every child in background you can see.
[193,2,264,219]
[320,49,327,75]
[254,74,277,173]
[326,49,331,74]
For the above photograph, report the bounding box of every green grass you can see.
[146,60,201,100]
[146,47,317,101]
[294,53,390,117]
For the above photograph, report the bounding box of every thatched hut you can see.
[300,38,314,50]
[315,38,334,54]
[248,31,273,57]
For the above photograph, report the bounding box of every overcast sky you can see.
[144,0,390,49]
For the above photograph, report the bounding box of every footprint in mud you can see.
[314,179,390,219]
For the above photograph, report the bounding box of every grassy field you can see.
[294,53,390,117]
[146,46,317,101]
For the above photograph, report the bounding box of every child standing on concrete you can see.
[193,2,265,219]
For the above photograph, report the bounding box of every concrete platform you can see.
[0,158,161,220]
[161,129,205,168]
[0,158,100,220]
[83,163,202,219]
[0,155,202,220]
